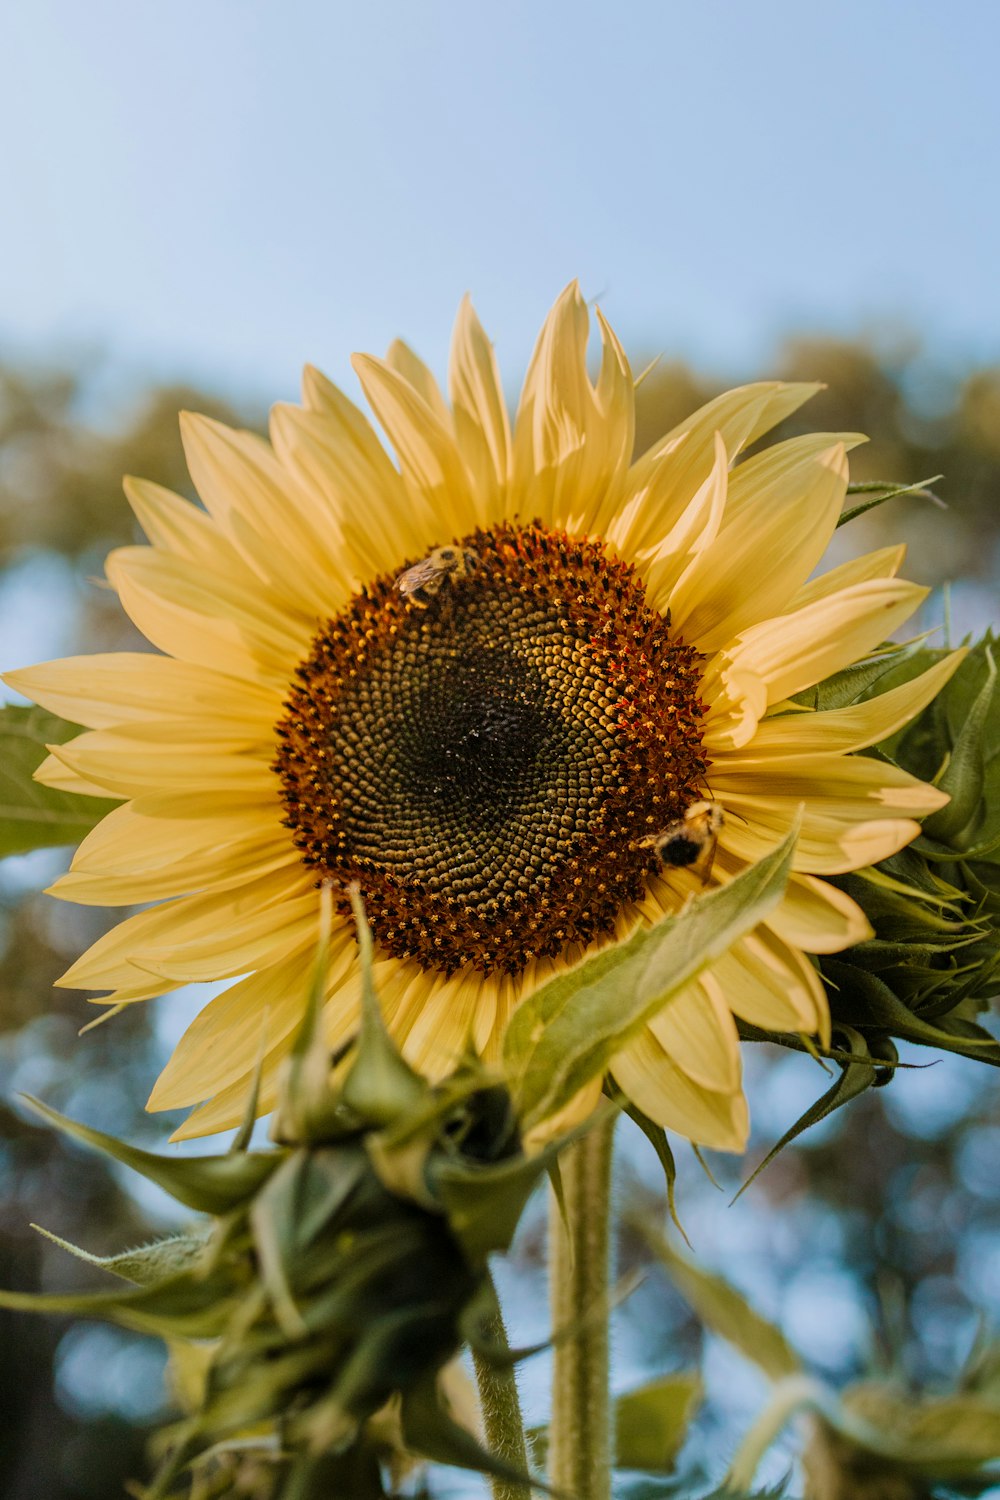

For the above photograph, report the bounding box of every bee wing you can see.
[397,557,441,594]
[699,835,719,886]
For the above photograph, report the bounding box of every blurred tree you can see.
[0,355,262,1497]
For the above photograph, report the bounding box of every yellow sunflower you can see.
[5,285,958,1150]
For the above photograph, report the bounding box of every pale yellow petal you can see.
[137,893,321,983]
[620,381,824,553]
[764,873,872,955]
[386,338,452,427]
[58,866,316,992]
[48,728,274,799]
[34,751,120,800]
[48,792,291,904]
[3,654,282,732]
[148,923,358,1111]
[448,295,512,524]
[269,400,428,581]
[105,546,309,686]
[668,440,853,649]
[179,413,354,614]
[636,433,729,606]
[716,796,925,876]
[711,749,950,815]
[611,1029,749,1151]
[724,651,966,759]
[646,975,741,1092]
[787,544,907,610]
[122,477,241,574]
[510,285,633,531]
[709,929,828,1037]
[352,353,478,537]
[701,578,930,711]
[164,953,406,1138]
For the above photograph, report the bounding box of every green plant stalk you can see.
[548,1113,617,1500]
[472,1273,531,1500]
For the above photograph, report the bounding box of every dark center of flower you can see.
[273,521,707,976]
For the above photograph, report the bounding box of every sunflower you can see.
[5,285,958,1150]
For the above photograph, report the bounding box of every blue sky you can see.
[2,0,998,400]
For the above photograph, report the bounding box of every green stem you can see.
[548,1113,616,1500]
[472,1273,531,1500]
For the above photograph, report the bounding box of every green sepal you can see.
[339,885,427,1130]
[608,1084,689,1246]
[0,1269,242,1340]
[18,1094,281,1214]
[822,960,1000,1064]
[0,703,112,859]
[835,1380,1000,1476]
[504,821,798,1129]
[30,1223,210,1285]
[432,1111,598,1265]
[733,1027,880,1200]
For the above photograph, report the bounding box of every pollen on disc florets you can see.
[273,521,708,976]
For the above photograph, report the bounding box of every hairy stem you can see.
[548,1113,616,1500]
[472,1273,531,1500]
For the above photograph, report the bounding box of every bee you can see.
[395,545,479,607]
[647,800,724,884]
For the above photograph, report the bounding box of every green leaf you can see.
[0,703,112,858]
[839,1381,1000,1475]
[0,1270,239,1340]
[504,823,798,1129]
[924,645,997,846]
[615,1372,702,1472]
[792,652,907,712]
[19,1095,281,1215]
[637,1220,801,1383]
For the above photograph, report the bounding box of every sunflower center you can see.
[273,521,707,975]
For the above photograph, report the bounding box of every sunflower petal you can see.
[646,975,742,1092]
[3,654,282,731]
[449,295,512,524]
[669,439,854,649]
[721,651,966,759]
[352,353,477,537]
[511,284,633,531]
[611,1029,749,1151]
[702,578,930,711]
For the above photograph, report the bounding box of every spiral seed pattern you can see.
[274,521,708,975]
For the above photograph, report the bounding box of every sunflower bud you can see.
[818,634,1000,1069]
[0,930,562,1499]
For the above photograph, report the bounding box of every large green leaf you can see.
[0,703,111,858]
[615,1372,702,1473]
[503,823,798,1129]
[638,1221,801,1383]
